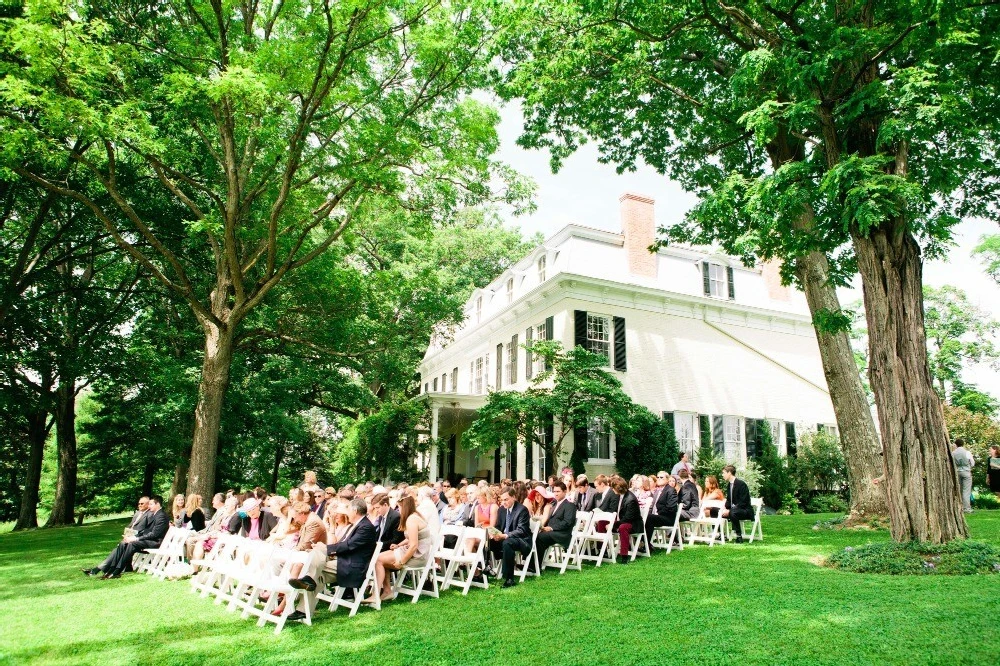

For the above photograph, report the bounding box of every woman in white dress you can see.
[372,495,432,602]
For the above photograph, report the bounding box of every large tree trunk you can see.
[186,321,235,500]
[141,460,156,497]
[14,410,49,531]
[794,248,888,520]
[46,379,78,527]
[852,220,968,543]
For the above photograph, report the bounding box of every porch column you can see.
[428,405,440,481]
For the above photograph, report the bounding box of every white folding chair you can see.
[316,547,382,617]
[393,539,439,603]
[578,510,617,566]
[515,520,542,582]
[190,533,238,596]
[651,508,685,554]
[212,540,271,607]
[227,542,277,612]
[434,524,465,587]
[623,504,652,561]
[725,498,764,542]
[543,511,592,574]
[687,500,727,546]
[142,527,192,579]
[441,527,490,595]
[241,548,314,634]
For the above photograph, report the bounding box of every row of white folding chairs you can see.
[687,497,765,546]
[133,526,192,579]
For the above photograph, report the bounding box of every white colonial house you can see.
[417,193,837,482]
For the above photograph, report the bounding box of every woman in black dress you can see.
[988,446,1000,499]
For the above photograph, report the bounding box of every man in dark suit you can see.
[593,474,616,512]
[609,477,644,564]
[721,465,753,543]
[644,471,679,542]
[287,497,378,620]
[490,488,531,587]
[677,469,700,521]
[369,493,401,552]
[83,494,169,579]
[228,497,278,540]
[127,497,152,534]
[575,475,596,512]
[535,481,577,563]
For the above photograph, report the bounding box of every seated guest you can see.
[126,497,151,536]
[468,486,498,562]
[416,486,441,537]
[273,502,328,615]
[644,471,679,542]
[171,493,186,527]
[300,470,322,494]
[339,484,356,501]
[459,487,477,525]
[524,487,552,527]
[372,495,433,602]
[441,488,466,525]
[535,481,577,563]
[187,494,231,561]
[369,493,401,551]
[720,465,753,543]
[609,476,643,564]
[286,498,377,621]
[677,469,701,521]
[691,471,704,501]
[179,493,206,532]
[703,475,725,516]
[229,497,278,540]
[317,487,336,519]
[431,485,448,517]
[575,475,595,511]
[630,474,653,506]
[83,494,169,579]
[326,501,353,543]
[264,496,293,541]
[490,488,531,587]
[311,489,326,516]
[593,474,616,512]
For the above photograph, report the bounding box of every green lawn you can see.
[2,513,998,666]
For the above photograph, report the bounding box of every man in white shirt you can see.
[952,438,975,514]
[670,453,692,478]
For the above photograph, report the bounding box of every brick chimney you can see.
[619,192,657,279]
[761,259,791,301]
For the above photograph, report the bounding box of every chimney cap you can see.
[619,191,655,205]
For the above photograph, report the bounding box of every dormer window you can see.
[506,277,514,304]
[537,255,546,282]
[702,261,735,300]
[475,296,482,323]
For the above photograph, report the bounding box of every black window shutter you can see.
[544,315,554,370]
[510,334,518,384]
[545,416,554,455]
[507,441,517,480]
[817,423,826,433]
[662,411,676,454]
[745,418,759,460]
[574,310,588,350]
[574,423,588,462]
[493,448,501,483]
[525,327,533,380]
[785,422,797,457]
[727,265,735,300]
[712,415,725,457]
[699,414,711,450]
[525,436,533,479]
[496,343,503,389]
[702,262,711,296]
[613,316,627,371]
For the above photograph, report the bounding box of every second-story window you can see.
[506,277,513,305]
[475,296,482,323]
[537,255,546,282]
[586,313,612,365]
[703,261,735,300]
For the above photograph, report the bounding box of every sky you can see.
[491,101,1000,399]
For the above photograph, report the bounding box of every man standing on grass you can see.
[952,439,975,514]
[720,466,753,543]
[83,495,169,579]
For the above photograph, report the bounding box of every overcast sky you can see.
[492,101,1000,399]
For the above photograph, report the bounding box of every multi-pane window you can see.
[675,412,698,459]
[432,377,438,392]
[709,263,727,298]
[534,321,547,375]
[768,419,783,456]
[475,296,482,323]
[505,277,514,304]
[451,367,458,393]
[537,255,546,282]
[505,440,516,479]
[473,356,484,394]
[587,418,611,460]
[586,313,612,365]
[441,374,447,393]
[504,340,515,385]
[724,415,744,464]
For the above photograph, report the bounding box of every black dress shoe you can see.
[502,579,517,588]
[288,576,316,592]
[734,536,744,544]
[102,570,122,579]
[83,568,101,577]
[617,555,630,564]
[286,611,306,622]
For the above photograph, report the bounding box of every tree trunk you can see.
[794,248,888,520]
[14,410,48,531]
[169,447,189,500]
[852,220,968,543]
[185,321,235,501]
[46,380,78,527]
[141,460,156,497]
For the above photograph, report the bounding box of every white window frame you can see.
[675,412,698,459]
[473,356,484,394]
[505,277,514,305]
[504,340,515,385]
[587,418,612,462]
[586,313,612,367]
[535,426,548,479]
[723,415,745,465]
[768,419,784,456]
[475,296,482,323]
[533,321,547,375]
[451,368,458,393]
[709,262,727,298]
[432,377,438,392]
[537,255,546,282]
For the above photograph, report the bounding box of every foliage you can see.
[614,406,679,480]
[973,234,1000,283]
[972,488,1000,511]
[826,540,1000,576]
[806,493,849,515]
[943,405,1000,489]
[922,285,999,400]
[791,431,848,495]
[695,452,762,498]
[755,423,794,510]
[775,493,802,516]
[353,400,431,484]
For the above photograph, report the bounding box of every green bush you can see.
[972,487,1000,510]
[756,425,794,509]
[791,431,847,493]
[805,493,848,514]
[615,407,679,479]
[826,540,1000,575]
[777,492,802,515]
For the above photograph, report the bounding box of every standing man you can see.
[720,465,753,543]
[952,438,975,514]
[490,488,531,588]
[671,453,692,478]
[535,481,577,563]
[84,495,169,579]
[644,471,679,542]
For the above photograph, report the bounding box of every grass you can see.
[1,513,999,666]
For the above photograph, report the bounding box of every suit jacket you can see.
[597,488,617,513]
[326,516,378,589]
[546,499,577,543]
[129,509,151,532]
[501,502,531,541]
[229,511,278,541]
[315,502,327,520]
[576,487,596,512]
[296,513,328,551]
[652,485,678,522]
[377,508,402,552]
[614,491,643,528]
[679,481,700,512]
[726,478,752,513]
[134,509,169,550]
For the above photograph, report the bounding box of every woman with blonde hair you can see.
[371,495,432,603]
[325,501,352,544]
[703,475,725,517]
[171,493,186,526]
[300,470,322,493]
[180,493,206,531]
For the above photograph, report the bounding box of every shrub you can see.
[791,431,847,493]
[755,425,794,510]
[805,493,848,514]
[693,447,761,497]
[826,540,1000,575]
[776,492,802,515]
[972,487,1000,510]
[615,407,679,479]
